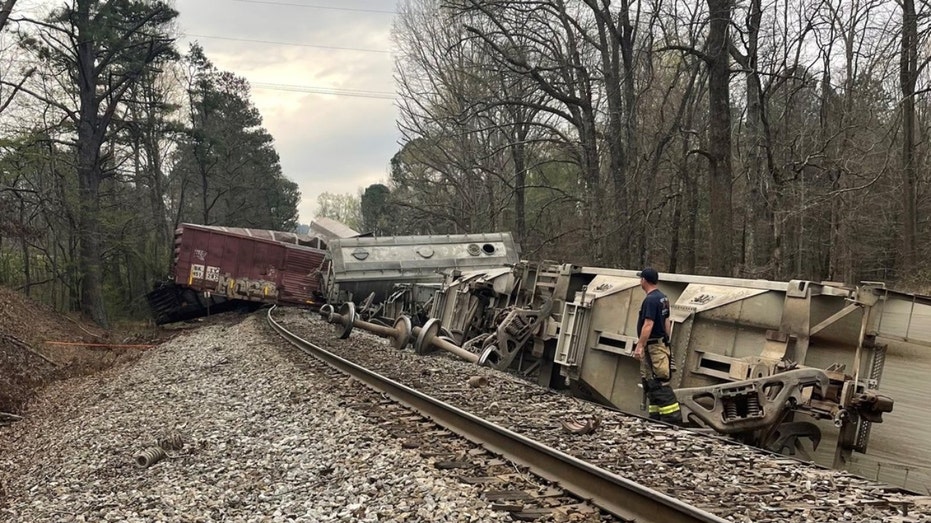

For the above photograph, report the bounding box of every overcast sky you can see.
[173,0,401,225]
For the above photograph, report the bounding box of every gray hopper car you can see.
[323,233,520,321]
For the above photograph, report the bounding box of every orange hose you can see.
[44,341,157,349]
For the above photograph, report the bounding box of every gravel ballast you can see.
[0,314,509,522]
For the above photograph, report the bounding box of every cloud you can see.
[174,0,400,225]
[266,93,399,220]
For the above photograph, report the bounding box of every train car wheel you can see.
[336,302,356,339]
[414,318,440,355]
[393,315,412,350]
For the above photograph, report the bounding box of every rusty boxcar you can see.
[146,224,327,324]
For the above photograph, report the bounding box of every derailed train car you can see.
[322,233,520,321]
[324,256,931,489]
[424,262,931,489]
[146,224,328,324]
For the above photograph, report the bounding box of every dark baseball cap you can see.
[637,267,659,284]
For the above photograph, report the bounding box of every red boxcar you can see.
[147,224,327,324]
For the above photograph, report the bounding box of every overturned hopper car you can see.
[146,224,327,324]
[421,262,931,489]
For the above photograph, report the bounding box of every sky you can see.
[172,0,402,225]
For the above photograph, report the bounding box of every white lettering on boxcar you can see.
[191,264,205,279]
[194,249,207,261]
[206,266,220,282]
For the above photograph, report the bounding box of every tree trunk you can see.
[706,0,734,276]
[20,237,29,296]
[75,2,109,328]
[580,108,605,266]
[201,166,210,225]
[585,0,632,267]
[77,161,108,327]
[141,81,172,274]
[900,0,918,271]
[510,134,527,247]
[685,172,698,274]
[738,0,773,277]
[669,183,682,273]
[484,171,496,231]
[0,0,18,32]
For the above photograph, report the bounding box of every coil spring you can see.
[747,394,762,416]
[134,446,167,468]
[157,433,184,451]
[504,316,528,336]
[724,400,738,420]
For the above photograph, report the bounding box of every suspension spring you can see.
[134,446,167,468]
[724,400,738,420]
[505,316,527,336]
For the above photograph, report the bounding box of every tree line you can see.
[3,0,930,327]
[0,0,299,326]
[333,0,930,290]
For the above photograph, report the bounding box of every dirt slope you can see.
[0,287,162,414]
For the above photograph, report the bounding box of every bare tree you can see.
[388,0,931,286]
[394,1,580,249]
[458,1,610,262]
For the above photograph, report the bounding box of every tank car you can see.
[323,233,520,322]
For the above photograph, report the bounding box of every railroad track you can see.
[268,306,727,523]
[268,307,929,523]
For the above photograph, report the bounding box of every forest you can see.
[0,0,929,327]
[350,0,931,292]
[0,1,299,326]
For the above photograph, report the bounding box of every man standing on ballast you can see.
[632,268,683,425]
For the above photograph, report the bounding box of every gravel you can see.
[0,313,510,522]
[5,307,928,523]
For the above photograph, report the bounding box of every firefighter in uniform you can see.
[632,268,683,425]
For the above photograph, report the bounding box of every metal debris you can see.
[467,375,489,388]
[134,446,167,468]
[560,416,602,435]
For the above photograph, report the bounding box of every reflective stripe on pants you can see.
[644,376,682,425]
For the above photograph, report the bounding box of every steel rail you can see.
[267,307,728,523]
